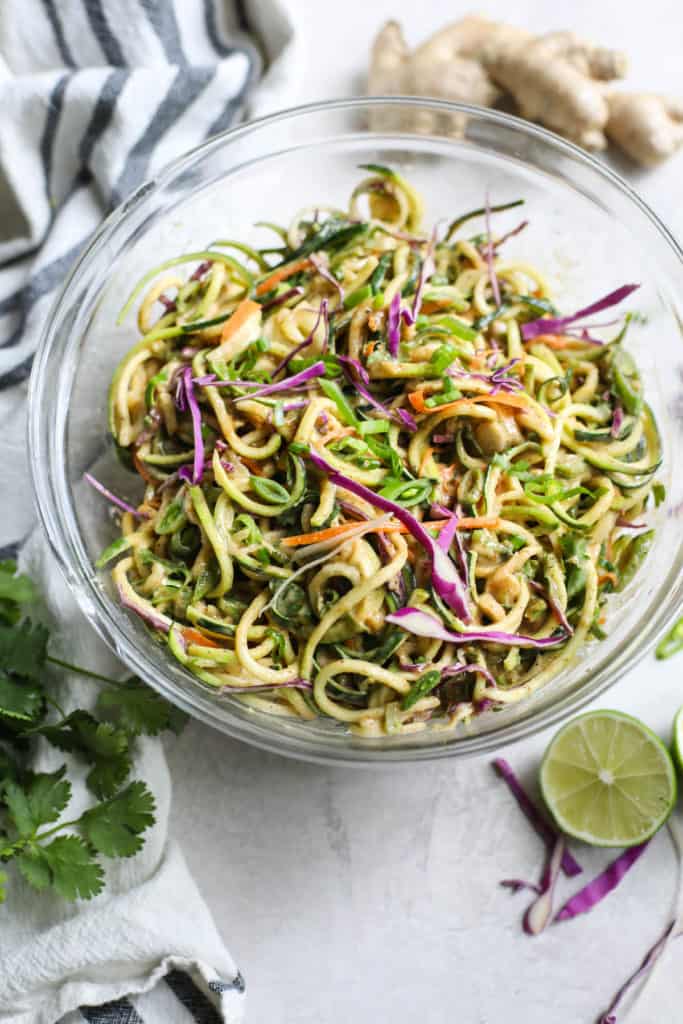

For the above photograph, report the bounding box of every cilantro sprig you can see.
[0,560,185,902]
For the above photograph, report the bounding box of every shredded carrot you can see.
[408,389,535,417]
[281,514,500,548]
[281,522,367,547]
[598,571,619,588]
[220,297,261,341]
[182,627,219,648]
[421,299,451,314]
[364,341,377,358]
[241,457,265,476]
[255,258,311,297]
[407,391,428,413]
[133,452,156,484]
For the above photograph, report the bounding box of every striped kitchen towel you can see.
[0,0,296,388]
[0,3,298,1022]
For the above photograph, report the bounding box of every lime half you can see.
[673,706,683,774]
[540,710,677,847]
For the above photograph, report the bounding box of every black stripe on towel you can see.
[80,68,129,167]
[139,0,186,66]
[0,236,89,335]
[83,0,126,66]
[202,0,237,58]
[165,969,223,1023]
[110,66,215,206]
[80,997,143,1024]
[41,0,76,67]
[41,74,69,201]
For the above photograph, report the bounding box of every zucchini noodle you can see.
[98,165,662,738]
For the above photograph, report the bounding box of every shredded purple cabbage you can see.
[450,358,522,395]
[432,504,469,586]
[403,229,436,325]
[157,294,177,313]
[260,285,305,312]
[310,254,345,304]
[492,219,529,251]
[271,299,329,377]
[501,878,542,895]
[337,355,417,432]
[555,841,649,922]
[222,679,313,694]
[492,758,582,878]
[521,284,640,340]
[615,516,647,530]
[117,584,171,632]
[611,405,624,438]
[387,607,569,649]
[387,291,401,358]
[190,259,212,281]
[177,367,204,484]
[308,451,470,619]
[524,837,566,935]
[599,920,677,1024]
[442,661,496,689]
[436,516,459,554]
[528,580,573,634]
[84,472,150,520]
[232,361,326,403]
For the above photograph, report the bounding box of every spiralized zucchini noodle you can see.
[99,164,663,737]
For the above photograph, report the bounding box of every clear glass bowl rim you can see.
[28,96,683,766]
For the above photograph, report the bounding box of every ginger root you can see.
[606,93,683,166]
[367,15,681,167]
[482,30,626,150]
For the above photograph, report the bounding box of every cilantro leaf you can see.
[97,679,187,736]
[0,746,19,781]
[41,835,104,900]
[38,711,131,799]
[81,781,155,858]
[3,768,71,837]
[0,671,44,722]
[17,848,52,891]
[86,754,132,800]
[0,562,37,605]
[0,620,49,681]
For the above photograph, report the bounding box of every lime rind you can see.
[673,706,683,775]
[540,709,677,848]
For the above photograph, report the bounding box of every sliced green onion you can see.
[358,420,390,436]
[319,378,358,426]
[343,283,373,310]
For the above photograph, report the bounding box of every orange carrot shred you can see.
[255,258,311,297]
[220,298,261,342]
[281,515,500,548]
[182,627,220,648]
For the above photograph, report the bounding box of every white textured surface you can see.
[166,2,683,1022]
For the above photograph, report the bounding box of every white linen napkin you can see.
[0,2,299,1021]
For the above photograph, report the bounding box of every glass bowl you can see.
[28,97,683,764]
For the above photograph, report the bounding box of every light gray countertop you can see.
[166,2,683,1022]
